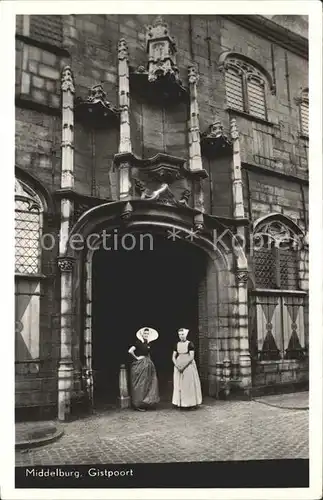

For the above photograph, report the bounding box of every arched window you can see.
[299,88,309,136]
[15,178,43,275]
[250,216,306,362]
[15,177,45,384]
[222,57,270,120]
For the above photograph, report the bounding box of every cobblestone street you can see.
[16,394,308,466]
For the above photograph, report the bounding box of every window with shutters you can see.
[299,88,309,136]
[16,15,63,48]
[251,216,306,362]
[223,57,269,121]
[224,66,244,112]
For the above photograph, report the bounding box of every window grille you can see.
[279,248,299,290]
[254,247,277,289]
[15,180,42,275]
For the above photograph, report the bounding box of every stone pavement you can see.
[15,393,308,466]
[253,391,309,410]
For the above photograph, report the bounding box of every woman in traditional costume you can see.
[172,328,202,409]
[128,327,160,411]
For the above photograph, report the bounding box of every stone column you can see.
[188,64,207,229]
[299,233,309,292]
[230,118,252,394]
[57,66,76,421]
[117,39,132,200]
[57,257,75,421]
[299,233,309,351]
[235,271,251,392]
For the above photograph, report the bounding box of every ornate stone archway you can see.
[57,200,251,420]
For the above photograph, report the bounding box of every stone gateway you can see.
[15,14,308,421]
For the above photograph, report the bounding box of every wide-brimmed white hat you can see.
[136,327,159,343]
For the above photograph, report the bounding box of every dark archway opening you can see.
[91,231,206,407]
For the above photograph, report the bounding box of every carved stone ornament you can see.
[114,152,187,185]
[133,178,189,207]
[120,201,133,220]
[188,64,199,85]
[177,189,191,207]
[61,66,75,93]
[256,220,296,248]
[194,212,205,232]
[129,16,187,103]
[236,271,248,284]
[146,16,179,83]
[118,38,129,61]
[15,178,41,211]
[57,257,75,272]
[230,118,239,141]
[75,84,119,127]
[201,120,232,157]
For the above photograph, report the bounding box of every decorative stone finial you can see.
[87,84,110,106]
[147,16,171,41]
[61,66,75,93]
[230,117,239,140]
[120,201,133,220]
[118,38,129,61]
[188,64,199,85]
[145,16,179,83]
[209,120,224,138]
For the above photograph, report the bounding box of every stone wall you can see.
[14,15,309,412]
[16,15,308,210]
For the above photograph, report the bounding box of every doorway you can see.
[91,231,206,406]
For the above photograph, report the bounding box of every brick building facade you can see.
[15,15,309,420]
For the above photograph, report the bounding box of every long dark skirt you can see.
[130,356,160,408]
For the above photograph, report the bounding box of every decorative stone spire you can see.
[118,38,132,156]
[146,16,179,83]
[61,66,75,190]
[188,64,199,85]
[229,117,244,219]
[118,37,129,61]
[61,66,75,94]
[230,117,239,141]
[188,64,203,174]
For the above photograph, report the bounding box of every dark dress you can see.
[130,340,160,409]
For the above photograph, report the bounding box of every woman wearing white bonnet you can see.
[128,327,160,411]
[172,328,202,409]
